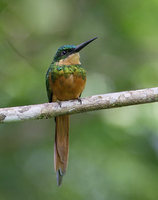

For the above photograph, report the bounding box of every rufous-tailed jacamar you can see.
[46,37,97,186]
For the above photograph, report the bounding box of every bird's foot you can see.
[56,100,62,108]
[76,97,82,105]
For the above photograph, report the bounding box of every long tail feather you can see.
[54,115,69,186]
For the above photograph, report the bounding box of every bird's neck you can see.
[56,53,81,66]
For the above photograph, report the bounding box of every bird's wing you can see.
[46,67,53,103]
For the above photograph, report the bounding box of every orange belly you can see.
[49,74,86,101]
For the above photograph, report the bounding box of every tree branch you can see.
[0,87,158,123]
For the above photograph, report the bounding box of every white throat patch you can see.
[57,53,81,66]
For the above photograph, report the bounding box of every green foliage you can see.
[1,0,158,199]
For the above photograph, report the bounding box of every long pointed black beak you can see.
[74,37,98,53]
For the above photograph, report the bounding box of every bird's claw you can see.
[77,98,82,105]
[57,100,62,108]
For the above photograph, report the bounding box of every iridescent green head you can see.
[53,37,98,63]
[53,45,76,62]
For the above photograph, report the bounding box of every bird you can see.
[46,37,97,186]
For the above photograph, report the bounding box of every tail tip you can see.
[56,169,64,186]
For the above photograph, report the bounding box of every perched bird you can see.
[46,37,97,186]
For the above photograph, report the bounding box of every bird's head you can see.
[53,37,97,65]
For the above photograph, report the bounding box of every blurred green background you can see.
[1,0,158,199]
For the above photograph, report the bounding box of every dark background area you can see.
[1,0,158,199]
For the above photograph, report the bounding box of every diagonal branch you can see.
[0,87,158,124]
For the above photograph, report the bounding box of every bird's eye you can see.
[62,50,66,56]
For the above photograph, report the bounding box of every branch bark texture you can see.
[0,87,158,124]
